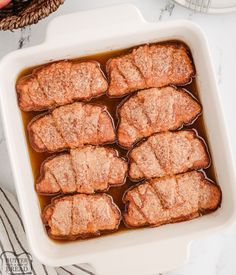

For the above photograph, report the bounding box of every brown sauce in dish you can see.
[19,41,217,241]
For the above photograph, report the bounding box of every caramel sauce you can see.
[18,42,217,241]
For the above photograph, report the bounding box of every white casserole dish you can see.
[0,4,236,275]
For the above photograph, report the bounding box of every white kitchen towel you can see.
[0,187,95,275]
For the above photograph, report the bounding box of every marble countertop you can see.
[0,0,236,274]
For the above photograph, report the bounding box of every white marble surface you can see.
[0,0,236,274]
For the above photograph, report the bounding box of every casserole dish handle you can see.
[45,4,147,43]
[90,238,190,275]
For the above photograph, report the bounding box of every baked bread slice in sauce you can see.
[17,61,108,111]
[118,87,201,148]
[123,171,221,228]
[28,102,116,152]
[129,130,209,181]
[43,194,121,240]
[107,43,194,97]
[36,145,128,195]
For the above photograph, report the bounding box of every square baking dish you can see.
[0,4,236,275]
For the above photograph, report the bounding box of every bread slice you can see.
[28,102,116,152]
[129,130,209,181]
[123,171,221,228]
[107,43,194,97]
[43,194,121,240]
[36,145,128,195]
[118,87,201,148]
[17,60,108,111]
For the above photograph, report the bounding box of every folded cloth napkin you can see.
[0,187,95,275]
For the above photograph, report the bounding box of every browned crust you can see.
[128,129,210,182]
[106,42,195,98]
[27,112,49,153]
[36,146,128,195]
[42,193,121,240]
[16,60,108,112]
[36,152,70,196]
[122,171,221,229]
[27,102,116,153]
[116,87,202,149]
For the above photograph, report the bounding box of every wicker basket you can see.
[0,0,65,31]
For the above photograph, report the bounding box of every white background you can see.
[0,0,236,274]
